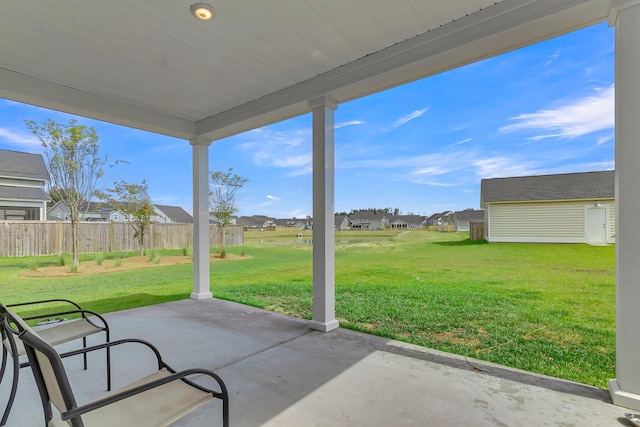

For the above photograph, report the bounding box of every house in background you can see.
[424,211,454,227]
[236,215,276,230]
[49,201,193,223]
[0,149,50,221]
[349,211,388,230]
[388,214,422,229]
[453,209,484,232]
[48,200,123,222]
[481,170,615,244]
[335,214,350,230]
[153,204,193,223]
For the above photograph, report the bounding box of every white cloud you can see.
[473,157,541,179]
[499,85,614,140]
[411,166,449,176]
[335,120,364,129]
[450,137,472,146]
[384,107,428,131]
[0,127,41,148]
[266,195,279,201]
[236,128,312,175]
[272,154,311,168]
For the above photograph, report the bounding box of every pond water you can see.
[255,237,392,245]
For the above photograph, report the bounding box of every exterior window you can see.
[0,207,39,220]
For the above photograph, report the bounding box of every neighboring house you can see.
[453,209,484,232]
[47,201,128,222]
[272,218,310,229]
[349,211,387,230]
[47,200,71,221]
[236,215,276,229]
[387,214,422,229]
[153,204,193,223]
[481,170,615,244]
[0,149,50,221]
[424,211,454,226]
[335,214,350,230]
[274,218,297,228]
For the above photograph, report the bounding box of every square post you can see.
[309,96,339,332]
[191,137,213,300]
[609,0,640,410]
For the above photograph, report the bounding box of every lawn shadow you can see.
[83,293,191,314]
[14,293,189,318]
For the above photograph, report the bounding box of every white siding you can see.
[487,200,615,243]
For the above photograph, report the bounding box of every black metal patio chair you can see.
[2,308,229,427]
[0,300,111,426]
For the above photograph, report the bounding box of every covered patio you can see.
[2,299,625,426]
[3,0,640,416]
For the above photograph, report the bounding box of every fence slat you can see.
[0,222,243,257]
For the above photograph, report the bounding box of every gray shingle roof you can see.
[454,210,484,220]
[0,185,50,202]
[481,170,614,203]
[154,205,193,223]
[0,149,49,181]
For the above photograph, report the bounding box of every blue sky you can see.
[0,22,614,219]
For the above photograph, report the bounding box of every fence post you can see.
[57,221,63,255]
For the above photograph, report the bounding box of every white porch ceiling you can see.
[0,0,610,141]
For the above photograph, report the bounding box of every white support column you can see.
[190,137,213,300]
[609,0,640,410]
[309,96,339,332]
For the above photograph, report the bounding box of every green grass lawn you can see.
[0,230,615,388]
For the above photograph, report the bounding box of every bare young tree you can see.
[209,168,248,257]
[26,119,108,269]
[99,180,154,256]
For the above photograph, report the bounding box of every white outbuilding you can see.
[481,171,615,245]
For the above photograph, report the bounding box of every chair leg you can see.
[82,336,88,371]
[222,395,229,427]
[106,344,111,391]
[0,347,20,426]
[0,341,7,386]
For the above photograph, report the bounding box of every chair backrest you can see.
[1,306,82,426]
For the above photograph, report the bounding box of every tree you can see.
[47,187,83,208]
[26,119,108,269]
[209,168,248,257]
[99,180,154,256]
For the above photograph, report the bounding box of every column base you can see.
[309,319,339,332]
[610,379,640,410]
[190,291,213,300]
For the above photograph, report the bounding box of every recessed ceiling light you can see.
[191,3,215,21]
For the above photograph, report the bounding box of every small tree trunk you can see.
[218,224,226,258]
[71,217,80,268]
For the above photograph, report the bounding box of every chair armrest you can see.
[61,368,228,422]
[57,338,164,370]
[21,309,109,330]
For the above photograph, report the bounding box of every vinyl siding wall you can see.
[486,200,615,243]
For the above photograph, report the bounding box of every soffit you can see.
[0,0,611,140]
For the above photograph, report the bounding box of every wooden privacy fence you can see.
[0,221,244,257]
[469,221,485,241]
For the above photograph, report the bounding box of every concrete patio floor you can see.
[1,298,632,426]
